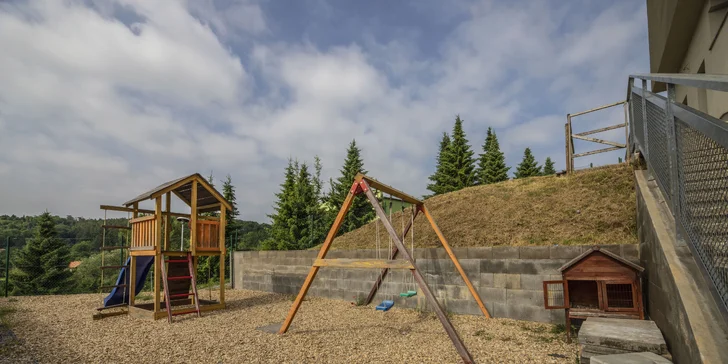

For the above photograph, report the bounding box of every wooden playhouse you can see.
[95,173,232,322]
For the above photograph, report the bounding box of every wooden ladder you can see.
[160,252,201,323]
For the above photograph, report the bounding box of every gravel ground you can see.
[0,290,577,363]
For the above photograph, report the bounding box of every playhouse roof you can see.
[559,246,644,273]
[123,173,232,213]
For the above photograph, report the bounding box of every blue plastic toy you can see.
[375,300,395,311]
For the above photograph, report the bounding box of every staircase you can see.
[160,252,201,323]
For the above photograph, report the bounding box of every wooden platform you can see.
[129,300,225,321]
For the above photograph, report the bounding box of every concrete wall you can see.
[636,169,728,364]
[233,245,639,323]
[672,1,728,119]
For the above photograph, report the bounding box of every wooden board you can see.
[313,258,414,269]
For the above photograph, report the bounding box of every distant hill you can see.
[328,164,636,249]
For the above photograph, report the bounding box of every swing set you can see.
[278,173,490,364]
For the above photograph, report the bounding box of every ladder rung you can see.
[168,276,192,281]
[102,225,131,230]
[171,309,198,317]
[99,284,127,290]
[169,292,195,299]
[100,265,128,269]
[99,246,129,251]
[166,259,189,263]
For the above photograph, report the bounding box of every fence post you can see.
[665,83,680,221]
[4,237,9,297]
[641,79,649,159]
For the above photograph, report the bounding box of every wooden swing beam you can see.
[278,174,489,364]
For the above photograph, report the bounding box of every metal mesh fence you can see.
[631,84,728,312]
[632,92,645,148]
[676,119,728,305]
[644,98,672,200]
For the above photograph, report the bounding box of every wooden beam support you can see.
[199,202,221,211]
[219,205,226,305]
[359,174,422,205]
[100,205,191,219]
[360,182,474,364]
[165,192,171,251]
[364,208,418,306]
[190,180,198,256]
[154,197,162,314]
[573,146,624,158]
[313,258,415,269]
[422,205,491,318]
[279,178,361,334]
[571,134,626,148]
[129,256,137,306]
[573,123,626,137]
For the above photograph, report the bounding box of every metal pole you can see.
[5,237,10,297]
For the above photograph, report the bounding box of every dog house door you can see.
[543,280,569,309]
[602,281,636,311]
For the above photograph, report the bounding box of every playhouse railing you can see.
[628,73,728,314]
[131,215,156,250]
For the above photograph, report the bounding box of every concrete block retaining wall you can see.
[233,245,639,323]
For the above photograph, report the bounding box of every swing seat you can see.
[399,290,417,297]
[375,300,394,311]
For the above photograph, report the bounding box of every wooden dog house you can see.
[543,246,644,342]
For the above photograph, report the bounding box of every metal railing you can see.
[628,73,728,314]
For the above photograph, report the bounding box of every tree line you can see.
[427,115,555,196]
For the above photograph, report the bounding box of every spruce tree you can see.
[441,115,477,192]
[426,132,452,197]
[514,148,542,178]
[10,212,72,295]
[328,140,374,233]
[266,160,298,250]
[292,163,317,249]
[480,131,510,184]
[542,157,556,175]
[477,127,494,184]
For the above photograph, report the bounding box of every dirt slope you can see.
[330,164,636,249]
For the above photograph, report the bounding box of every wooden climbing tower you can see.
[96,173,232,321]
[278,173,489,364]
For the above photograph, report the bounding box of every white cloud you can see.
[0,0,648,221]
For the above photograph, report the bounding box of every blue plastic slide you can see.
[103,256,154,307]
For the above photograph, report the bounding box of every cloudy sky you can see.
[0,0,649,222]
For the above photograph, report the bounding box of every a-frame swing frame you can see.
[279,174,490,364]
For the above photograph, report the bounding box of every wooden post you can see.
[132,202,139,218]
[364,209,418,306]
[154,197,162,314]
[361,183,474,364]
[279,179,360,334]
[219,205,226,305]
[190,180,198,255]
[129,256,137,306]
[165,192,171,251]
[565,122,570,173]
[422,205,490,318]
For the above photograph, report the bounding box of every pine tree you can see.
[310,156,329,247]
[441,115,477,191]
[221,175,239,221]
[426,132,452,197]
[293,163,318,249]
[542,157,556,175]
[10,212,72,295]
[477,127,494,184]
[514,148,542,178]
[266,159,299,250]
[328,140,374,233]
[480,131,510,184]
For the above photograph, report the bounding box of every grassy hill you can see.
[329,164,636,249]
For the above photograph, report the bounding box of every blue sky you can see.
[0,0,649,222]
